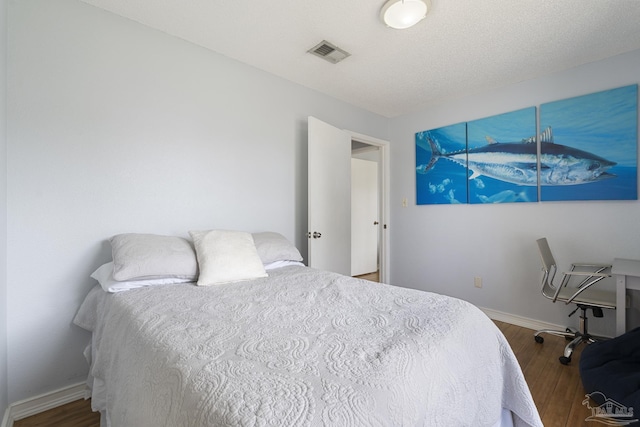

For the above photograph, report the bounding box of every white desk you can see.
[613,258,640,336]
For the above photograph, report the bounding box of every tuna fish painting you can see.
[415,86,637,205]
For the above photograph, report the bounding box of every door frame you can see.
[349,131,390,284]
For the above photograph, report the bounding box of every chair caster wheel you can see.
[534,336,544,344]
[559,356,571,365]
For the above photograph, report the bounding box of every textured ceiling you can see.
[79,0,640,117]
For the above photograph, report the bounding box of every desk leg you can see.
[616,275,626,336]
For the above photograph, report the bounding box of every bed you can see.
[73,231,542,427]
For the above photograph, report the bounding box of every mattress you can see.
[74,265,542,427]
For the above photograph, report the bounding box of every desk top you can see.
[613,258,640,277]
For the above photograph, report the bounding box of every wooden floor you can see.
[14,321,591,427]
[13,398,99,427]
[354,270,380,282]
[494,320,589,427]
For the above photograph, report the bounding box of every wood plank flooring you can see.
[13,398,99,427]
[354,270,380,282]
[494,320,589,427]
[13,321,592,427]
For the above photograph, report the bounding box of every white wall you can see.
[388,49,640,337]
[6,0,388,403]
[0,0,8,418]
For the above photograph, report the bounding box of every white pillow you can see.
[263,260,305,270]
[91,262,193,293]
[252,232,303,264]
[110,233,198,281]
[189,229,268,286]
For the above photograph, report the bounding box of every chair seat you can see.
[535,237,616,365]
[555,285,616,309]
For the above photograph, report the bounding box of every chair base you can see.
[533,306,608,365]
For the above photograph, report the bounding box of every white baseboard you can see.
[1,382,87,427]
[480,307,565,332]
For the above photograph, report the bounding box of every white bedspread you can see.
[74,266,542,427]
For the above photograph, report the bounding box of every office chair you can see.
[534,238,616,365]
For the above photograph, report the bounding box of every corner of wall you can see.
[0,0,9,420]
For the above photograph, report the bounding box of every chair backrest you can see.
[537,238,556,272]
[536,238,562,302]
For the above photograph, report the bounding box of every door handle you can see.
[374,221,379,225]
[313,231,322,239]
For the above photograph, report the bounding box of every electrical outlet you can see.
[474,277,483,288]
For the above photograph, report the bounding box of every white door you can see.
[351,158,378,276]
[307,117,351,275]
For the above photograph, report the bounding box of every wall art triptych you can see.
[416,84,638,205]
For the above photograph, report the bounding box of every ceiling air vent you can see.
[307,40,351,64]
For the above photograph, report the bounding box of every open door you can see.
[307,117,351,275]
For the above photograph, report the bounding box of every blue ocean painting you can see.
[466,107,538,204]
[539,85,638,201]
[416,122,467,205]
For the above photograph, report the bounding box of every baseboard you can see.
[480,307,565,332]
[1,410,9,427]
[1,382,87,427]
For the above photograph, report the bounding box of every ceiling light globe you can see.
[381,0,430,30]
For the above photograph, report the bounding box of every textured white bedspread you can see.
[74,266,542,427]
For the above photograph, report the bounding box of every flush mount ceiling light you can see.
[380,0,431,29]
